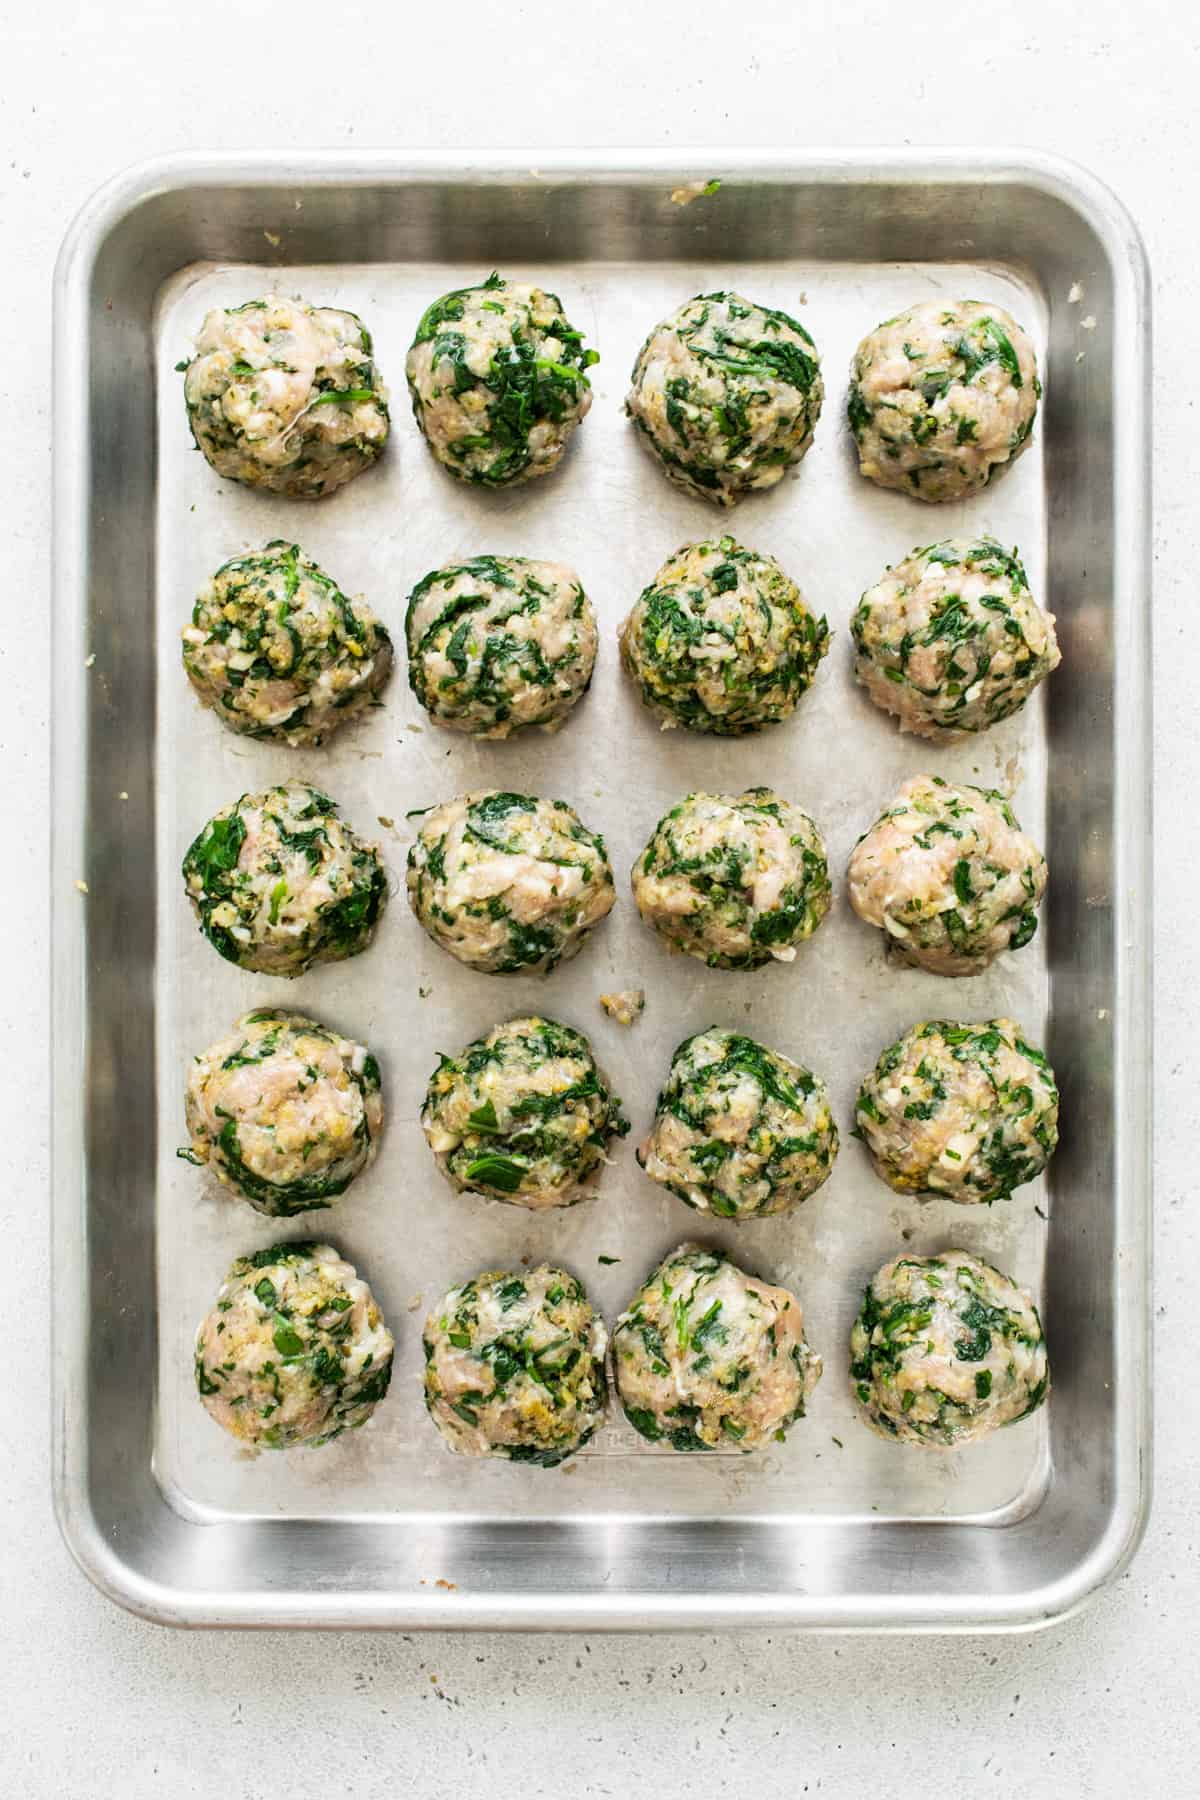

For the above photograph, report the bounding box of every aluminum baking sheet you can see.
[52,152,1152,1630]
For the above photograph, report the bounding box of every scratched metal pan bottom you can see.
[52,150,1151,1630]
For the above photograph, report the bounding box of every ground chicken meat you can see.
[405,272,595,486]
[182,294,389,498]
[619,536,829,734]
[854,1018,1058,1203]
[182,783,387,977]
[625,291,823,503]
[848,774,1047,975]
[406,790,615,975]
[423,1264,606,1465]
[421,1015,628,1210]
[182,1009,383,1215]
[638,1028,837,1220]
[848,299,1040,502]
[632,788,830,969]
[195,1241,394,1450]
[613,1243,822,1451]
[849,1250,1049,1447]
[851,537,1060,737]
[182,540,393,746]
[405,555,597,737]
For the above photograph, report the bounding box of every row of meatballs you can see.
[181,534,1059,746]
[183,1012,1057,1222]
[181,776,1048,980]
[195,1239,1048,1463]
[180,282,1040,506]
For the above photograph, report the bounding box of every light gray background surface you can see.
[2,1,1188,1793]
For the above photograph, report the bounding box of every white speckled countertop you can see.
[2,0,1191,1791]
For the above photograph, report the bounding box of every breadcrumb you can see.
[599,988,645,1026]
[670,177,721,206]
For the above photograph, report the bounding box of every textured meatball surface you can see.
[850,1250,1049,1447]
[182,783,387,977]
[848,774,1046,975]
[638,1029,837,1219]
[182,294,389,498]
[195,1242,394,1450]
[619,536,829,734]
[422,1015,628,1210]
[851,538,1059,737]
[848,300,1039,502]
[406,555,597,738]
[423,1264,607,1464]
[632,788,830,969]
[183,1009,383,1215]
[406,790,615,975]
[613,1243,822,1451]
[626,291,823,503]
[854,1018,1058,1203]
[405,273,595,486]
[182,540,393,746]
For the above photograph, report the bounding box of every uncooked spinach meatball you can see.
[625,291,823,503]
[422,1015,629,1210]
[850,1250,1049,1447]
[639,1029,837,1220]
[406,790,615,975]
[632,788,830,969]
[851,538,1060,737]
[613,1243,822,1451]
[182,783,387,977]
[423,1264,606,1465]
[854,1018,1058,1204]
[195,1241,394,1450]
[848,299,1039,502]
[181,294,389,498]
[405,272,596,486]
[182,540,393,746]
[848,774,1046,975]
[182,1009,383,1216]
[619,536,829,734]
[405,555,597,738]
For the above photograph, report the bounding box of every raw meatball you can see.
[625,291,823,504]
[848,299,1040,502]
[195,1241,394,1450]
[854,1018,1058,1203]
[632,788,830,969]
[182,540,393,746]
[613,1243,822,1451]
[405,555,597,738]
[421,1015,628,1210]
[423,1264,607,1465]
[182,1009,383,1215]
[849,1250,1049,1447]
[182,783,387,977]
[638,1029,837,1220]
[619,536,829,734]
[848,774,1046,975]
[406,790,615,975]
[405,272,595,486]
[851,538,1060,737]
[181,294,389,499]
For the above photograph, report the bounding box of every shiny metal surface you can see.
[52,150,1151,1631]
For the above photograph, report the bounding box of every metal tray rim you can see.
[51,145,1153,1632]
